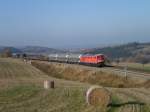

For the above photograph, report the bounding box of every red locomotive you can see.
[80,54,105,66]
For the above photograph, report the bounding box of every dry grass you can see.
[0,58,104,112]
[31,61,149,88]
[0,58,150,112]
[0,58,50,90]
[0,58,48,79]
[0,85,96,112]
[31,61,150,111]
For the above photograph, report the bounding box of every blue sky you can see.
[0,0,150,48]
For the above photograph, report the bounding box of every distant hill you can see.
[83,42,150,63]
[0,47,22,53]
[0,46,65,55]
[20,46,65,54]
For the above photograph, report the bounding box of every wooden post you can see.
[124,66,127,80]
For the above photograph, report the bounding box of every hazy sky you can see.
[0,0,150,48]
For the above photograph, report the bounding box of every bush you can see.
[1,48,12,57]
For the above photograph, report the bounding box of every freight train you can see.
[15,53,106,67]
[48,54,106,67]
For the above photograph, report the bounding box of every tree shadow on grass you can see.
[108,101,145,107]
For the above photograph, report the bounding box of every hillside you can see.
[20,46,65,54]
[0,58,91,112]
[0,58,149,112]
[83,42,150,63]
[0,46,65,54]
[0,47,22,53]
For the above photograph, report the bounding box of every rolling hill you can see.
[0,46,65,54]
[20,46,65,54]
[83,42,150,63]
[0,47,22,53]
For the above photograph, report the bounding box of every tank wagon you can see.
[48,53,105,67]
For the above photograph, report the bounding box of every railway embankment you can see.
[31,61,150,88]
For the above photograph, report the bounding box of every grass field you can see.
[0,85,93,112]
[0,58,149,112]
[115,62,150,73]
[0,58,102,112]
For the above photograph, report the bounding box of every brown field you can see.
[0,58,149,112]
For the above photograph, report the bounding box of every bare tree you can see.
[2,48,12,57]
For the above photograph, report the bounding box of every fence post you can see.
[124,66,127,80]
